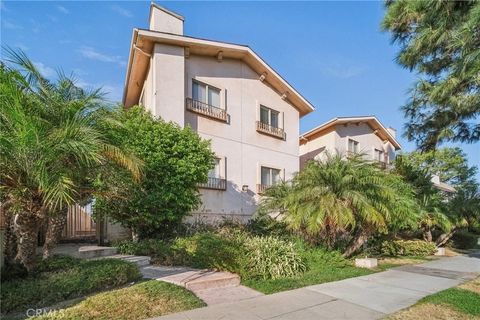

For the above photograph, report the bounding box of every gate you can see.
[61,204,97,240]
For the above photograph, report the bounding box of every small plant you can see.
[451,231,479,250]
[244,236,306,280]
[381,240,437,257]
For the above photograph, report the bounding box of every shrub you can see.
[244,236,306,280]
[381,240,437,257]
[1,256,140,314]
[451,231,479,249]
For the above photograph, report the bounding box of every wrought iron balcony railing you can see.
[198,177,227,190]
[256,121,285,140]
[186,98,229,122]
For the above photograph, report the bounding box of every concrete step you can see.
[106,254,151,267]
[77,245,118,259]
[145,267,240,291]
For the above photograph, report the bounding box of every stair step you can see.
[108,255,151,267]
[77,246,118,259]
[153,269,240,291]
[194,285,264,305]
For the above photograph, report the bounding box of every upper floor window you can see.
[208,158,221,178]
[348,139,359,154]
[260,105,279,128]
[193,81,221,108]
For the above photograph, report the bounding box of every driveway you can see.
[151,252,480,320]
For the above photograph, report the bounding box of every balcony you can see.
[256,184,271,194]
[186,98,229,123]
[198,177,227,190]
[256,121,285,140]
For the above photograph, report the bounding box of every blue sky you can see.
[1,1,478,179]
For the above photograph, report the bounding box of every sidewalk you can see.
[151,252,480,320]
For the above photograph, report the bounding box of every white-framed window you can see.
[208,158,222,178]
[374,149,384,162]
[261,166,281,186]
[260,105,280,128]
[347,139,359,154]
[193,80,221,108]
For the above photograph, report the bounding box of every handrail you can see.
[198,177,227,190]
[186,98,228,122]
[256,121,285,140]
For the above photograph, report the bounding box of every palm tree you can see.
[0,49,142,271]
[260,154,419,257]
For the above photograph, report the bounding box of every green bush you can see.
[452,231,479,249]
[381,240,437,257]
[1,256,140,314]
[243,236,306,280]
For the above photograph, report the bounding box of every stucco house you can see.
[123,4,314,222]
[299,116,401,169]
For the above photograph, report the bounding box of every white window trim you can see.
[192,78,226,110]
[257,163,285,186]
[257,101,283,129]
[346,137,359,154]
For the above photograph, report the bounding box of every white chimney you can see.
[149,3,184,35]
[387,126,396,138]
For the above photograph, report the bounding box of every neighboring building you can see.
[123,4,315,222]
[299,116,401,169]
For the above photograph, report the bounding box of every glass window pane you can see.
[208,158,221,178]
[261,167,270,185]
[271,111,279,128]
[193,82,206,102]
[260,106,269,124]
[272,169,281,185]
[208,87,221,108]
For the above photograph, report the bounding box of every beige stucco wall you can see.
[300,123,396,166]
[143,51,300,221]
[149,6,183,35]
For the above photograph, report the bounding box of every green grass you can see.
[242,247,373,294]
[1,255,141,315]
[32,280,205,320]
[421,287,480,316]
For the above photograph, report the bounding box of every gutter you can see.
[122,28,139,106]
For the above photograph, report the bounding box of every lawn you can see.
[32,280,206,320]
[389,277,480,320]
[1,255,140,316]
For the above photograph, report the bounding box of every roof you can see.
[299,116,402,150]
[122,29,315,117]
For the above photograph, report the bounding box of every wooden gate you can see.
[61,204,97,240]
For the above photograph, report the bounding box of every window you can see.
[374,149,384,162]
[348,139,359,154]
[261,166,281,186]
[193,81,221,108]
[260,105,280,128]
[208,158,221,178]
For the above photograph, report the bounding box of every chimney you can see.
[149,3,184,35]
[387,126,396,138]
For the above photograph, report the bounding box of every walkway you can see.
[151,252,480,320]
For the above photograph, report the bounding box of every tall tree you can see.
[0,50,141,270]
[382,0,480,150]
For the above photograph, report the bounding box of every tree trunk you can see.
[14,213,42,272]
[423,229,432,242]
[343,229,370,258]
[42,207,68,259]
[436,229,456,247]
[3,211,18,265]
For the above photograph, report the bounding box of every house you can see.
[123,4,315,222]
[299,116,401,169]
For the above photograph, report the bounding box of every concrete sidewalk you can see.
[151,253,480,320]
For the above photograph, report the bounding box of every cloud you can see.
[111,5,133,18]
[56,5,69,14]
[3,20,22,30]
[33,62,56,78]
[15,43,29,51]
[76,78,123,102]
[78,46,126,67]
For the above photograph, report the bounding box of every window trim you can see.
[347,138,359,154]
[192,79,224,110]
[259,105,281,129]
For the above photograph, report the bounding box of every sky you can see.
[1,1,478,180]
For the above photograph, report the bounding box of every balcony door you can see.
[193,81,221,109]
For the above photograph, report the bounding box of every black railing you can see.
[186,98,228,122]
[198,177,227,190]
[256,121,285,140]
